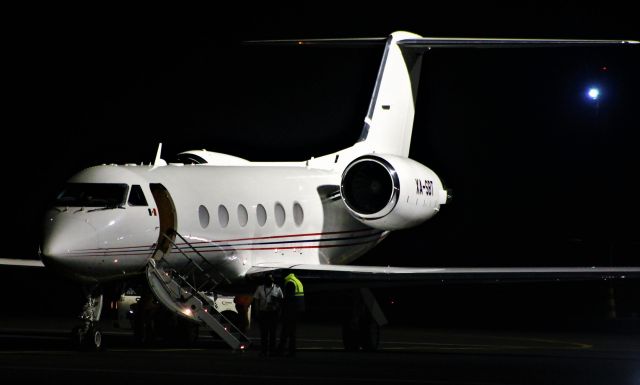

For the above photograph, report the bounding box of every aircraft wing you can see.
[246,264,640,290]
[0,258,45,268]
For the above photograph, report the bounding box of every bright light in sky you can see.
[588,87,600,100]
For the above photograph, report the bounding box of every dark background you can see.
[4,4,639,324]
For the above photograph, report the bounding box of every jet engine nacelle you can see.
[340,154,447,230]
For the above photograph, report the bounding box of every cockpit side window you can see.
[128,185,148,206]
[55,183,129,207]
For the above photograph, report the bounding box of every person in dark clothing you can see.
[277,273,304,356]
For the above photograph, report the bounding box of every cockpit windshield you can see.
[55,183,129,207]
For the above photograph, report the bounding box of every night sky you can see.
[7,4,639,273]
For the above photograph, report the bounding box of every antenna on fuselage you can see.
[152,143,167,169]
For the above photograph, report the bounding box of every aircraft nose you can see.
[41,216,98,268]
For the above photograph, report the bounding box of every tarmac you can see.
[1,316,639,385]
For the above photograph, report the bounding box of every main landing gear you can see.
[342,288,388,352]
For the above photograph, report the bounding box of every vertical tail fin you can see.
[354,32,635,157]
[357,31,424,157]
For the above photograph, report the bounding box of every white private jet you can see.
[3,31,639,351]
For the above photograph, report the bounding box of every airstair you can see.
[145,231,251,350]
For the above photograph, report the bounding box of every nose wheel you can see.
[71,322,103,351]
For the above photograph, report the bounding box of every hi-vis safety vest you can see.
[284,273,304,297]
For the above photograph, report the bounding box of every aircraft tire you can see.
[358,319,379,352]
[83,326,104,351]
[71,324,103,351]
[342,322,360,351]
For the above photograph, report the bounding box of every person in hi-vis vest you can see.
[277,273,304,356]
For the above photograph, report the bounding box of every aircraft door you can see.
[149,183,177,254]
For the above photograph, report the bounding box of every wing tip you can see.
[0,258,45,268]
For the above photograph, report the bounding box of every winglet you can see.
[152,143,167,169]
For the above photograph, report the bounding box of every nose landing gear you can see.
[71,290,104,351]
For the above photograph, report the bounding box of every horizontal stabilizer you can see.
[243,37,386,46]
[398,37,639,49]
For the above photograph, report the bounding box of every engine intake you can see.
[340,154,447,230]
[340,156,399,218]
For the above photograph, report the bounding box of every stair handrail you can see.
[172,231,232,285]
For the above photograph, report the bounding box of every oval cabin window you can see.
[274,202,285,227]
[293,202,304,226]
[218,205,229,228]
[198,205,210,228]
[256,204,267,227]
[237,204,248,227]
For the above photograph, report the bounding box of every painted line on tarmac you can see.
[297,337,592,351]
